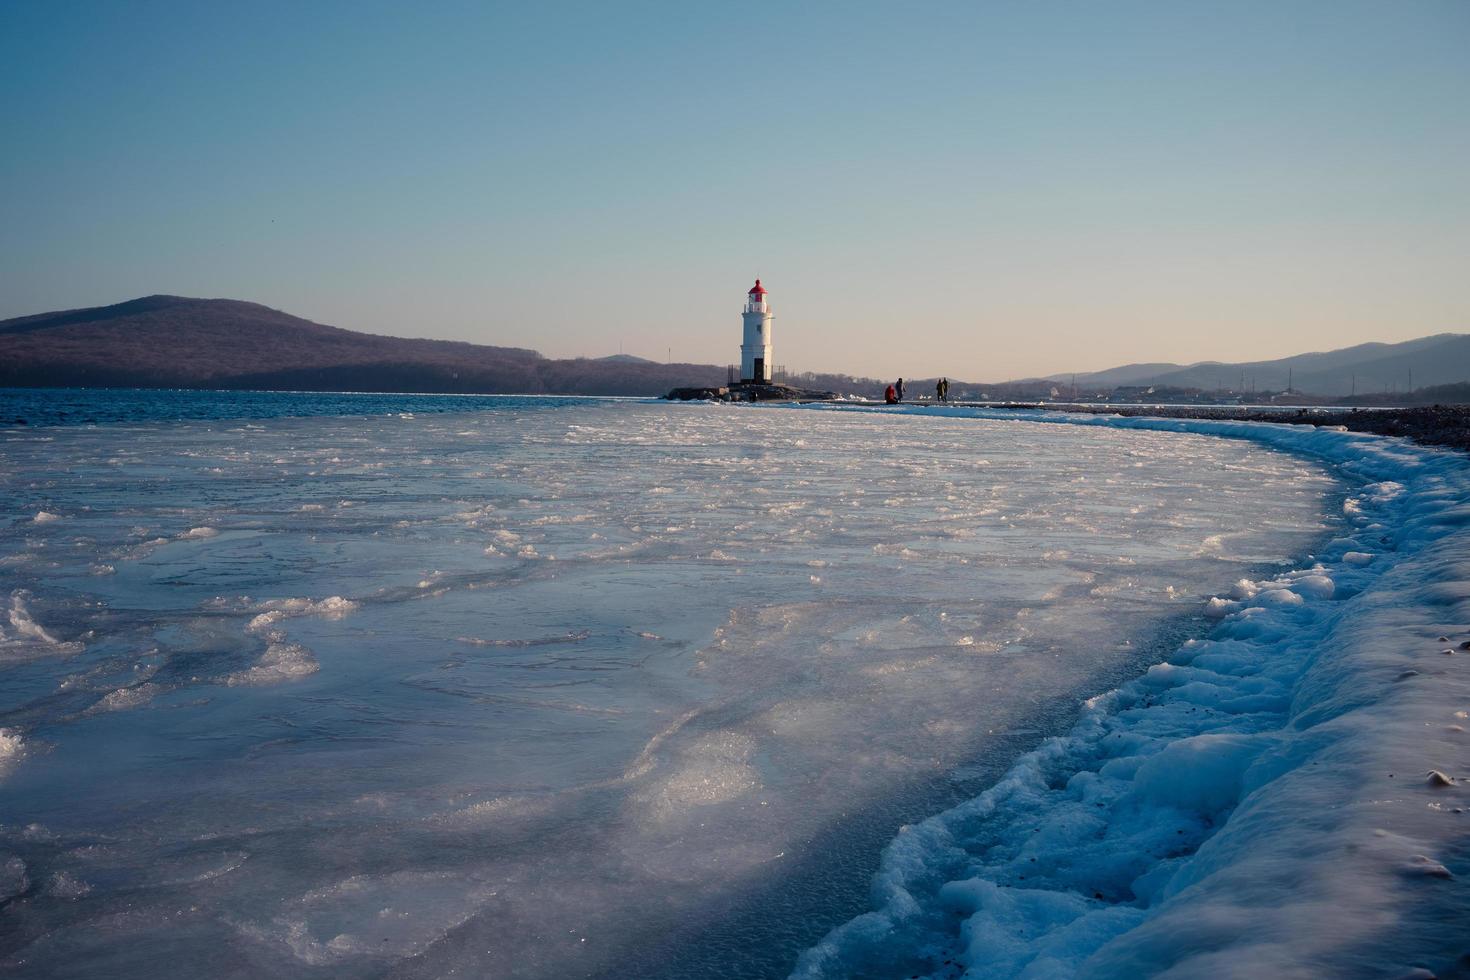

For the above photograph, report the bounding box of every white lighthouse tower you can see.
[740,279,774,384]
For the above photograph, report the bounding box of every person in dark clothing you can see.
[896,378,905,402]
[935,378,946,402]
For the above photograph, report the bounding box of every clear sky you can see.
[2,1,1468,380]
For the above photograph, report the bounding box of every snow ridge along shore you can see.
[788,406,1470,979]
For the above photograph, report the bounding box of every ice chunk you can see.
[0,728,24,780]
[1292,574,1335,600]
[2,590,84,659]
[1128,733,1267,816]
[634,731,760,824]
[0,854,28,901]
[1203,597,1239,619]
[245,871,492,965]
[226,639,318,686]
[246,595,358,634]
[45,872,92,899]
[84,683,163,715]
[1229,578,1260,600]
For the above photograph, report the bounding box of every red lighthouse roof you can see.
[748,279,767,296]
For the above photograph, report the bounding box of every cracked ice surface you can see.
[0,401,1335,978]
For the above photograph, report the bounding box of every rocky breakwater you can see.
[1061,404,1470,455]
[666,383,840,403]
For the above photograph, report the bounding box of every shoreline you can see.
[1048,403,1470,455]
[830,400,1470,455]
[786,404,1470,979]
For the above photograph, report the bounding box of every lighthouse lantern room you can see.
[739,279,774,384]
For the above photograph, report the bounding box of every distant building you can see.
[739,279,773,384]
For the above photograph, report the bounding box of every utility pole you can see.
[1287,366,1293,394]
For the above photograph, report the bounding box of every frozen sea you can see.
[0,391,1392,977]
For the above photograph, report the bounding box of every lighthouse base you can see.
[666,382,839,403]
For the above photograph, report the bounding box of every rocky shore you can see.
[666,383,839,402]
[856,400,1470,455]
[1038,403,1470,455]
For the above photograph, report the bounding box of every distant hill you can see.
[0,296,727,396]
[1054,333,1470,396]
[596,353,659,365]
[1057,362,1192,388]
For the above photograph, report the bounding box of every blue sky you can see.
[2,1,1467,379]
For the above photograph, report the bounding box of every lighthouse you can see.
[740,279,774,384]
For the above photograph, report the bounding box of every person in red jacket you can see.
[884,384,898,404]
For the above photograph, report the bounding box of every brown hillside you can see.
[0,295,729,396]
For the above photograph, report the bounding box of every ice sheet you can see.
[0,401,1336,977]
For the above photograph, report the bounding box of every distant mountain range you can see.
[0,296,727,396]
[2,294,1465,399]
[1048,334,1470,396]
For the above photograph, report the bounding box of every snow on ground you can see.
[791,405,1470,980]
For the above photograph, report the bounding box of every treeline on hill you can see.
[0,296,728,396]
